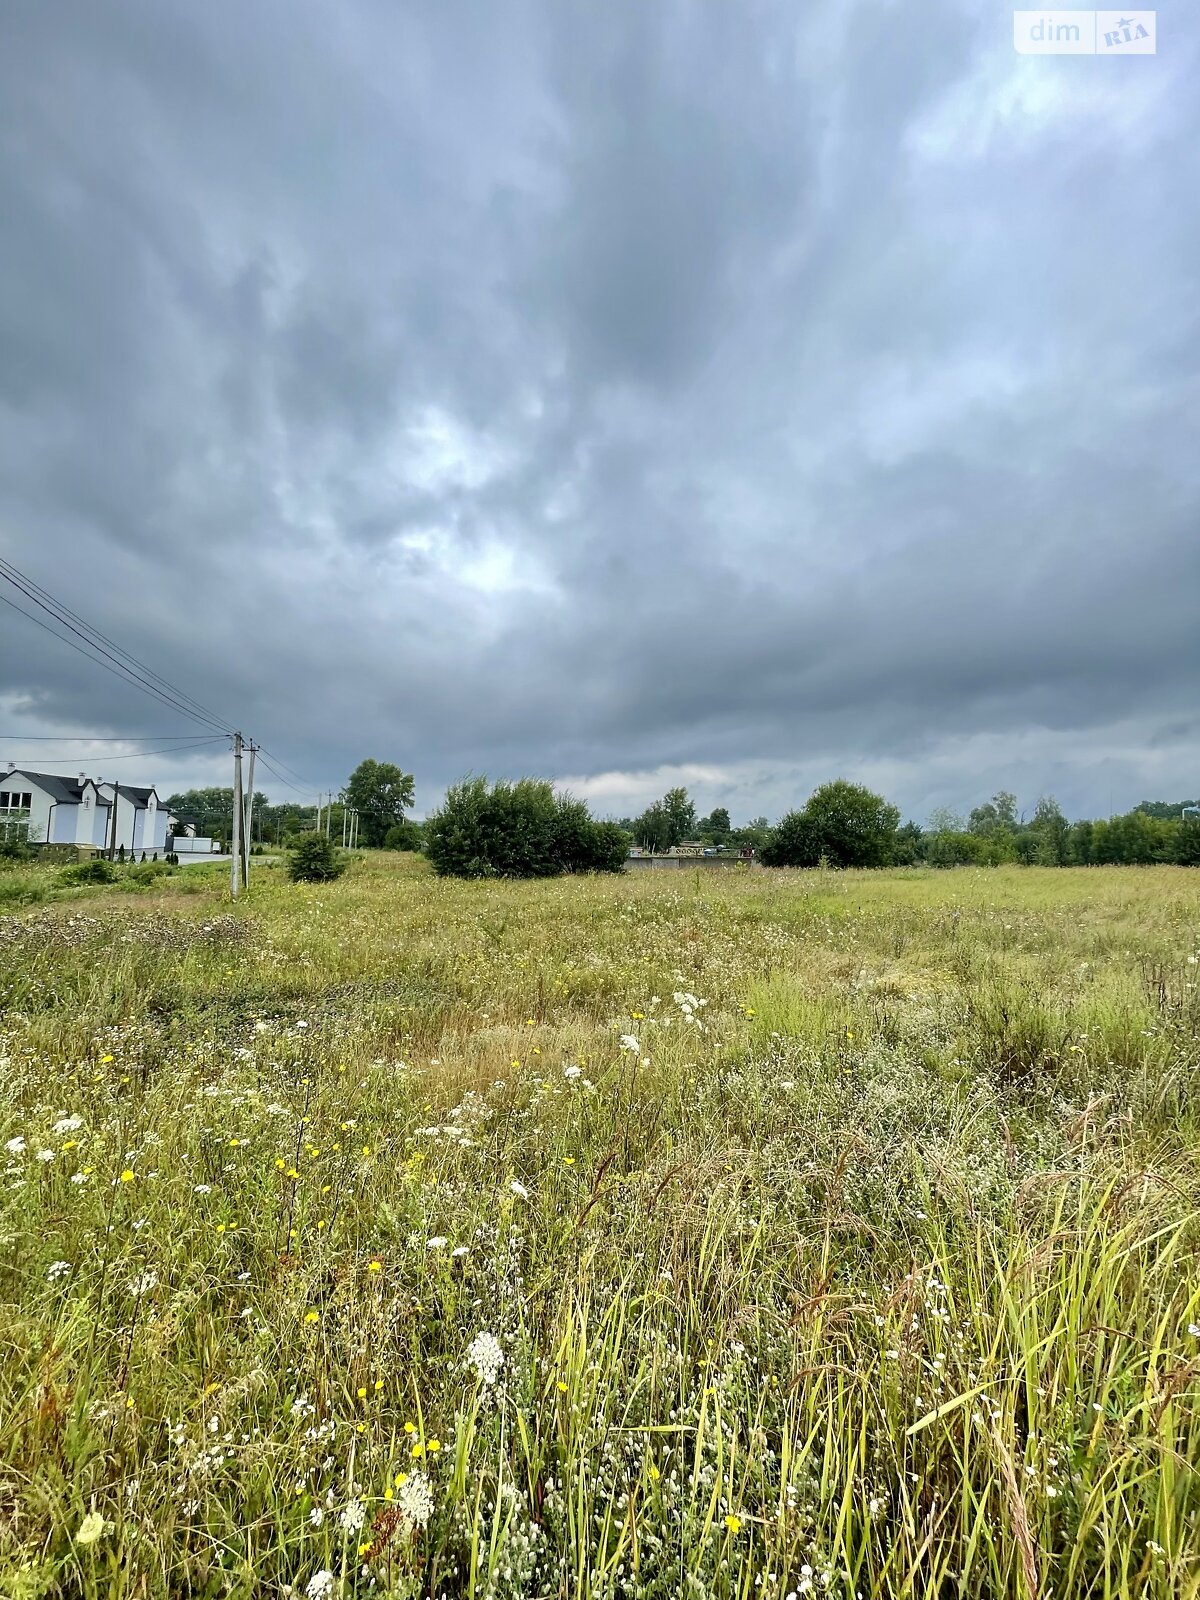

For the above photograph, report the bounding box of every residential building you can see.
[0,766,170,852]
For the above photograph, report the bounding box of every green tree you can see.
[969,791,1017,835]
[762,781,900,869]
[424,778,626,879]
[633,801,671,852]
[697,806,731,842]
[344,760,415,848]
[384,819,424,852]
[287,832,347,883]
[1175,818,1200,865]
[662,788,697,846]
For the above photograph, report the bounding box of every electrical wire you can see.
[0,589,229,734]
[0,559,231,733]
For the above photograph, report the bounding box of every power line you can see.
[0,555,231,729]
[0,558,231,734]
[0,733,210,742]
[3,736,228,764]
[0,588,229,734]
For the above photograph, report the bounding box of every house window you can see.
[0,791,32,810]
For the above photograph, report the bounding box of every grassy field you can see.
[1,856,1199,1600]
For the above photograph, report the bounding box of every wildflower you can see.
[563,1065,582,1081]
[306,1573,335,1600]
[338,1499,365,1533]
[193,1184,212,1195]
[53,1115,83,1135]
[426,1236,448,1250]
[129,1271,158,1296]
[452,1245,469,1258]
[396,1470,434,1529]
[71,1172,89,1184]
[76,1510,107,1545]
[724,1514,741,1533]
[1188,1323,1200,1338]
[5,1137,26,1155]
[510,1179,529,1200]
[47,1260,72,1282]
[467,1331,505,1386]
[304,1310,320,1324]
[619,1034,640,1053]
[308,1507,324,1528]
[35,1149,54,1163]
[119,1170,135,1183]
[367,1258,383,1273]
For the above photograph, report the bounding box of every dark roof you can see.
[0,768,89,804]
[109,784,158,807]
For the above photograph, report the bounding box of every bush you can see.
[384,819,425,852]
[59,858,119,886]
[762,780,900,869]
[0,838,34,866]
[424,777,629,879]
[287,831,347,883]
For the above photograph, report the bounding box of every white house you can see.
[0,767,170,853]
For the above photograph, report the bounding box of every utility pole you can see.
[108,780,120,860]
[315,792,323,837]
[231,733,243,900]
[242,741,257,889]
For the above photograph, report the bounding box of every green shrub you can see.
[384,818,425,852]
[287,831,347,883]
[424,777,629,879]
[762,780,900,868]
[59,858,119,886]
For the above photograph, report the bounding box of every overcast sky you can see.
[1,1,1196,825]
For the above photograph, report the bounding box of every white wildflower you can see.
[193,1184,212,1195]
[466,1331,505,1386]
[509,1179,528,1200]
[426,1236,448,1250]
[4,1137,25,1155]
[47,1260,72,1282]
[53,1115,84,1135]
[338,1499,365,1533]
[129,1271,158,1296]
[308,1507,324,1528]
[36,1148,54,1163]
[396,1470,434,1529]
[306,1572,335,1600]
[76,1509,107,1545]
[618,1034,640,1053]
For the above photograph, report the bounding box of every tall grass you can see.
[0,859,1198,1598]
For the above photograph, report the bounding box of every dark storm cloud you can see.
[1,0,1198,823]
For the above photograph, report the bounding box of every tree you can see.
[633,788,696,852]
[287,832,347,883]
[1175,818,1200,866]
[697,806,731,842]
[762,781,900,869]
[663,787,697,845]
[384,819,424,852]
[344,760,416,848]
[969,791,1017,835]
[424,777,628,879]
[633,801,671,853]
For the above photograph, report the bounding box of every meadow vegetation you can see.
[1,856,1198,1599]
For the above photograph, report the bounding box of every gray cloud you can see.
[1,0,1198,825]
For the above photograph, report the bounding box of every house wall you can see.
[1,777,52,844]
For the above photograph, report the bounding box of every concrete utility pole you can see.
[315,792,323,837]
[231,733,243,900]
[242,741,257,889]
[108,780,120,860]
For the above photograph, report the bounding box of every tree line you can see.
[167,762,1200,879]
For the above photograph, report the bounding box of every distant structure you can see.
[0,765,170,852]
